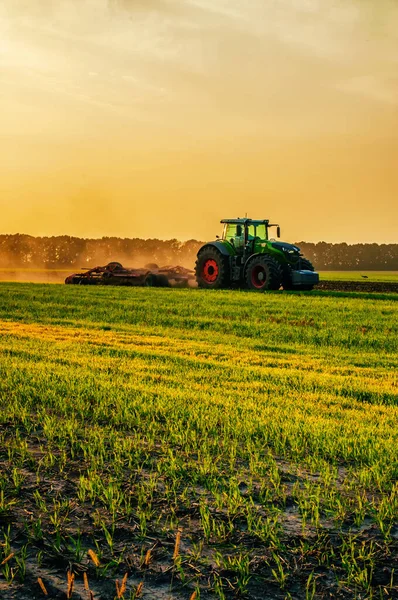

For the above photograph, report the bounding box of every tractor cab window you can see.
[224,223,237,239]
[223,223,245,251]
[247,223,267,242]
[255,224,267,241]
[247,225,255,240]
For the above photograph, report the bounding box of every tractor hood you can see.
[271,241,301,254]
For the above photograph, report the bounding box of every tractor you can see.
[195,219,319,291]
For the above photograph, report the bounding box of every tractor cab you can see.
[222,220,246,253]
[221,219,280,256]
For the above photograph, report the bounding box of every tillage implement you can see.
[195,218,319,291]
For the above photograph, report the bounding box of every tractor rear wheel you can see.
[246,256,282,291]
[195,247,229,289]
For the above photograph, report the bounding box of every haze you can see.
[1,0,397,243]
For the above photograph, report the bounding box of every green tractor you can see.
[195,218,319,291]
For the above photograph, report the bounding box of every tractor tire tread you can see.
[245,255,282,291]
[195,246,230,289]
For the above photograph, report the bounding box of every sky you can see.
[0,0,397,244]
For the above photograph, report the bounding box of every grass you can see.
[0,282,397,599]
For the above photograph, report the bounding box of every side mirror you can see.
[277,226,281,238]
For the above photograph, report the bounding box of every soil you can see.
[316,280,398,294]
[1,438,398,600]
[1,271,397,294]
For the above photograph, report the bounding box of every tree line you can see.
[0,234,397,270]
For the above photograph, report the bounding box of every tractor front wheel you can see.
[283,257,316,291]
[299,258,315,290]
[195,247,229,289]
[246,256,282,291]
[300,258,315,272]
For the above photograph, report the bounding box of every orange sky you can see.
[1,0,397,243]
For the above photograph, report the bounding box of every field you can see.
[1,269,398,287]
[1,269,398,296]
[316,273,398,295]
[319,272,398,283]
[0,283,397,600]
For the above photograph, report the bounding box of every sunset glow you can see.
[1,0,397,243]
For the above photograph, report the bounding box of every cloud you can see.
[1,0,398,129]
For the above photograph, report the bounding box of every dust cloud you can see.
[0,235,200,282]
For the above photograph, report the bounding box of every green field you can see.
[0,283,397,599]
[320,271,398,282]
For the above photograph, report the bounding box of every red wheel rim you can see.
[202,259,219,283]
[251,265,267,288]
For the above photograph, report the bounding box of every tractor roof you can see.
[220,219,269,225]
